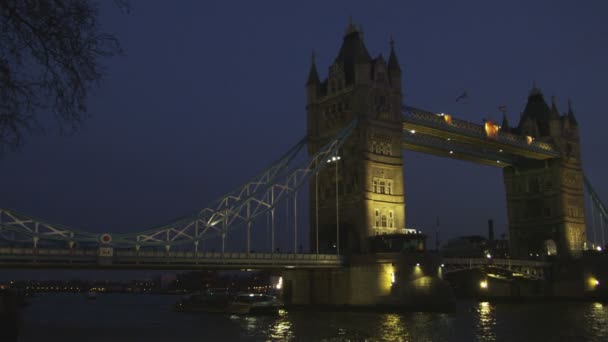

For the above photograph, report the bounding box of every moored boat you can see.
[230,293,283,315]
[174,289,282,315]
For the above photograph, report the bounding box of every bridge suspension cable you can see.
[584,174,608,249]
[0,119,358,253]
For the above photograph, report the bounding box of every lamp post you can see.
[327,154,341,255]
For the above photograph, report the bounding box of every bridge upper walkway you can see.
[402,106,559,167]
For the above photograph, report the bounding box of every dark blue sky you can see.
[1,0,608,251]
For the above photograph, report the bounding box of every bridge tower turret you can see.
[307,22,406,254]
[503,87,586,258]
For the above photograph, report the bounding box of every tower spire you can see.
[567,99,578,125]
[388,36,401,73]
[306,50,320,85]
[501,112,509,130]
[550,95,560,119]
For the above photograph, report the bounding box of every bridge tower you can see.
[306,23,406,254]
[503,87,586,258]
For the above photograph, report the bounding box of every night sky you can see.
[1,0,608,254]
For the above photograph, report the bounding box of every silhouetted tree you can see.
[0,0,128,151]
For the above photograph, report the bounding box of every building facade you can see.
[306,23,406,254]
[503,87,586,258]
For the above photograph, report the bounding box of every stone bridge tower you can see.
[503,87,586,258]
[306,23,406,254]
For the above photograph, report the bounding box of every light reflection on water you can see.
[268,309,293,340]
[18,294,608,341]
[378,313,410,341]
[585,302,608,340]
[475,301,496,341]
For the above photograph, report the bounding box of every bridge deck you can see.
[0,248,344,270]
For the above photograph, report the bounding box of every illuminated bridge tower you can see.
[503,87,586,258]
[306,23,406,254]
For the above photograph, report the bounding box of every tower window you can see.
[372,179,378,193]
[379,181,385,194]
[375,209,380,227]
[381,214,387,228]
[389,211,394,228]
[387,181,393,195]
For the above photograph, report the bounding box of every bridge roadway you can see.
[0,247,551,277]
[442,257,551,280]
[0,247,343,270]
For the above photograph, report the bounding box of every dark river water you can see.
[18,293,608,341]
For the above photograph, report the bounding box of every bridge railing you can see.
[0,247,343,266]
[443,257,551,268]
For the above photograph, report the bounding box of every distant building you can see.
[441,235,509,258]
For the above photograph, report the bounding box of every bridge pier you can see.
[282,253,454,311]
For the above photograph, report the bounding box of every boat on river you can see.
[174,289,282,315]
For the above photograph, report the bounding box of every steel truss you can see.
[0,119,358,252]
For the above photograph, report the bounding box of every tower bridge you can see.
[2,21,608,306]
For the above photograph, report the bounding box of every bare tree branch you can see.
[0,0,126,152]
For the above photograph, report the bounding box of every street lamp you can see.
[327,154,341,255]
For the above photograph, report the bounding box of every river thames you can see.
[18,293,608,341]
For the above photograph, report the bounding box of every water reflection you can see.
[378,313,410,341]
[475,301,496,341]
[584,302,608,339]
[269,309,293,340]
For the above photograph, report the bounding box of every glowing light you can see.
[449,150,454,155]
[276,276,283,290]
[391,272,395,284]
[480,280,488,289]
[526,136,534,145]
[486,253,492,259]
[597,246,602,252]
[496,160,501,164]
[443,114,452,125]
[440,264,445,267]
[588,276,600,289]
[499,149,503,152]
[410,129,416,134]
[415,263,420,267]
[447,138,451,141]
[484,120,499,138]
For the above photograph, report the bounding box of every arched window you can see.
[387,181,392,195]
[372,179,378,193]
[389,211,394,228]
[379,181,385,194]
[381,214,387,228]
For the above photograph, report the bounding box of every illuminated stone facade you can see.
[503,88,586,258]
[306,23,406,254]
